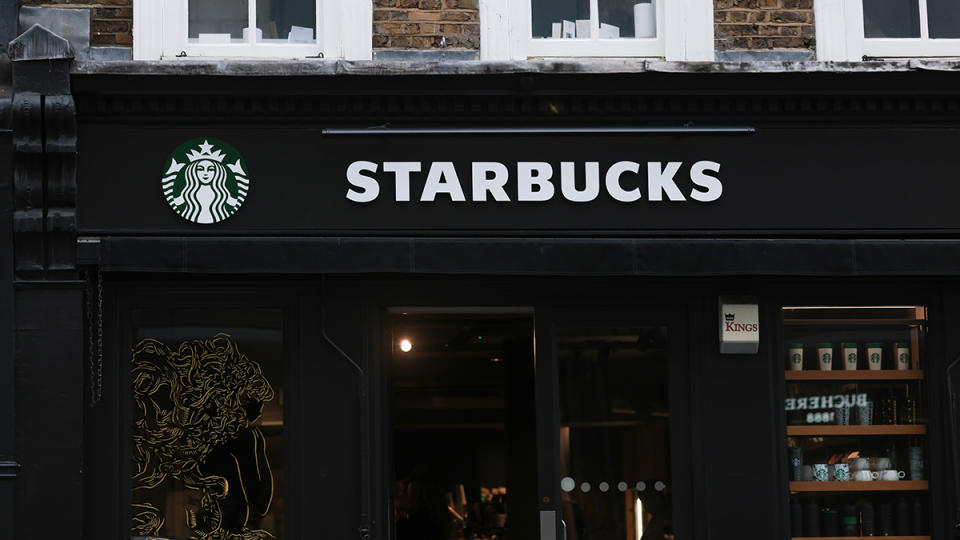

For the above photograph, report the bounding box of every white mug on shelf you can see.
[854,470,874,482]
[879,469,906,481]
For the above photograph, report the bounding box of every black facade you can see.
[5,61,960,540]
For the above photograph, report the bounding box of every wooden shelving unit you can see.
[791,537,930,540]
[790,480,928,493]
[787,425,927,436]
[785,369,924,381]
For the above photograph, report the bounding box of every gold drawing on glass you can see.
[131,333,277,539]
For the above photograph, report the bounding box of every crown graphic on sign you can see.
[724,313,735,321]
[185,140,226,163]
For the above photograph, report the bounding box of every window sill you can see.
[69,58,960,76]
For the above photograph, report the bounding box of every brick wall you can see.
[373,0,479,49]
[715,0,814,51]
[19,0,132,46]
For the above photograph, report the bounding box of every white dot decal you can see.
[561,477,576,492]
[617,481,628,492]
[636,481,646,492]
[654,481,666,492]
[580,482,592,493]
[599,482,610,493]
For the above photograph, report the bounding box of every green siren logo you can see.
[162,138,249,224]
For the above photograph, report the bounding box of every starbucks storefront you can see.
[60,69,960,540]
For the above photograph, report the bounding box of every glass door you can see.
[537,307,691,540]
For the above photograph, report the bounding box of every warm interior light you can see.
[399,338,413,353]
[635,496,644,539]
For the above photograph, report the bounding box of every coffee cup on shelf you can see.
[813,463,830,482]
[896,342,911,370]
[832,463,851,482]
[788,344,804,371]
[851,457,870,472]
[842,342,858,369]
[866,343,883,370]
[817,343,833,370]
[879,470,905,481]
[854,470,874,482]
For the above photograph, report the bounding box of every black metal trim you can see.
[81,236,960,276]
[0,461,20,479]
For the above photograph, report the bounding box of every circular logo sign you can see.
[162,138,249,224]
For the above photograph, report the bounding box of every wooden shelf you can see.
[790,481,928,493]
[787,425,927,436]
[783,318,924,326]
[785,369,924,381]
[792,537,929,540]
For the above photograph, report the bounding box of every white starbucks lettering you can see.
[345,160,725,204]
[560,162,601,203]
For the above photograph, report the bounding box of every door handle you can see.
[561,519,567,540]
[540,510,558,540]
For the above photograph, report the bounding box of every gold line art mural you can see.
[131,333,278,540]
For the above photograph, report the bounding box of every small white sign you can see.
[288,25,315,43]
[599,23,620,39]
[719,300,759,354]
[576,19,591,38]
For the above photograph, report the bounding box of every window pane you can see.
[929,0,960,38]
[598,0,656,39]
[863,0,921,38]
[558,326,673,540]
[131,311,284,539]
[531,0,590,39]
[390,314,536,540]
[188,0,249,43]
[257,0,317,43]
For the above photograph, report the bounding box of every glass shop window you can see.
[530,0,657,39]
[861,0,960,57]
[782,306,930,538]
[521,0,666,58]
[188,0,317,45]
[130,310,284,539]
[556,326,673,540]
[389,313,536,540]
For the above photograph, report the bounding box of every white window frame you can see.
[480,0,714,61]
[816,0,960,60]
[133,0,372,61]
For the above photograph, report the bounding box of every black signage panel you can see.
[77,126,960,235]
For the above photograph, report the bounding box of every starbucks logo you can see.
[791,353,802,364]
[871,353,880,363]
[162,138,249,224]
[847,353,856,362]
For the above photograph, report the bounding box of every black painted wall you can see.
[14,284,83,540]
[0,129,15,540]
